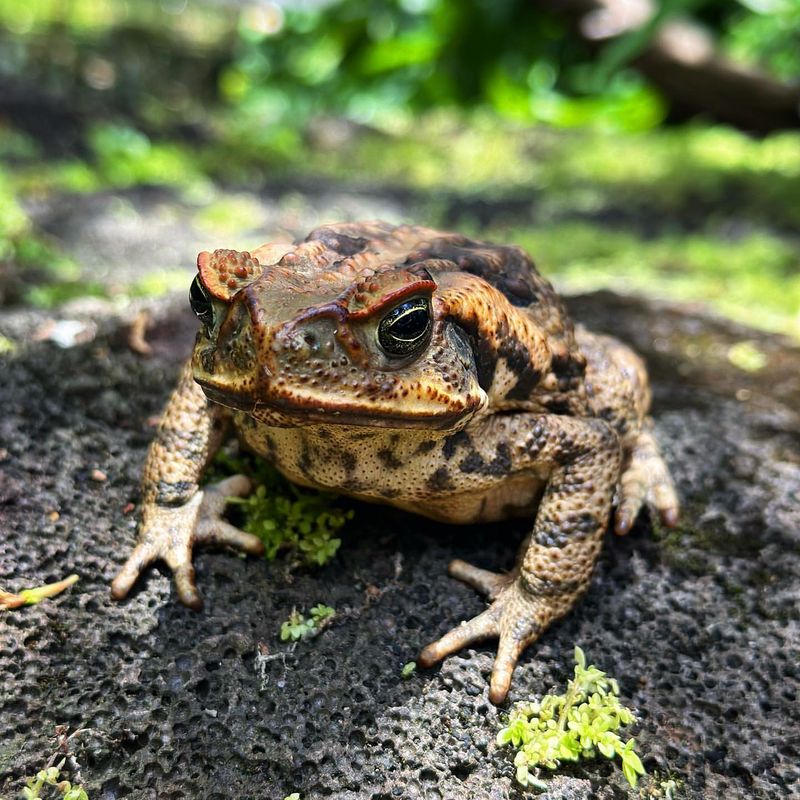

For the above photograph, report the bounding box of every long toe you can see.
[110,541,159,600]
[418,606,499,668]
[489,635,525,705]
[196,519,265,555]
[448,559,511,599]
[165,548,203,610]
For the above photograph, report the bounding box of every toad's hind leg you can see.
[576,327,679,535]
[615,422,679,535]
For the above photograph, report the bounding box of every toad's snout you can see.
[273,319,338,361]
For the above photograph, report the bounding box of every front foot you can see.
[110,475,264,609]
[418,560,550,705]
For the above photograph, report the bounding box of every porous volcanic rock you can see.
[1,291,798,799]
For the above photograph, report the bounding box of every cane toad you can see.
[111,222,679,703]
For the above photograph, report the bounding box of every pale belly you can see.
[233,414,546,525]
[387,472,545,524]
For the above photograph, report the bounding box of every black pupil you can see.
[379,298,431,356]
[190,277,213,324]
[391,306,428,339]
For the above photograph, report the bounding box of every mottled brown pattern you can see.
[112,221,680,703]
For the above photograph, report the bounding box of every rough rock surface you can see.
[1,290,798,800]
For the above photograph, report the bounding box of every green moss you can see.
[497,646,644,789]
[89,124,208,192]
[280,604,335,642]
[0,0,230,44]
[25,280,109,309]
[653,520,710,576]
[726,341,767,373]
[0,125,40,160]
[0,167,31,241]
[10,159,102,196]
[21,760,89,800]
[195,117,800,338]
[0,165,94,307]
[209,450,352,569]
[401,661,417,679]
[128,269,192,300]
[3,108,798,335]
[0,335,16,354]
[251,117,800,230]
[653,509,765,581]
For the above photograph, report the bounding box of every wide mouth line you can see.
[197,382,257,412]
[196,380,467,429]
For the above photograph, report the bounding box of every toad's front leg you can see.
[418,414,621,704]
[111,363,264,608]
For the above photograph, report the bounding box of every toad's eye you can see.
[190,275,214,330]
[377,297,432,357]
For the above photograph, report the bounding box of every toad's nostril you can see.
[301,330,336,356]
[277,319,337,359]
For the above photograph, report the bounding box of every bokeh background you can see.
[1,0,798,344]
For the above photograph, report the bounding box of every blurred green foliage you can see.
[220,0,665,133]
[724,0,800,80]
[0,0,798,339]
[1,0,796,135]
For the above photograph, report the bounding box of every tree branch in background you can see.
[541,0,800,133]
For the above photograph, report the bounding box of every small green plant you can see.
[0,575,79,611]
[210,450,353,568]
[22,761,89,800]
[401,661,417,679]
[659,778,679,799]
[283,794,301,800]
[497,647,645,789]
[280,604,336,642]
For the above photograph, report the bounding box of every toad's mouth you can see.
[197,381,477,431]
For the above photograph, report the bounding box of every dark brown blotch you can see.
[377,448,403,470]
[449,315,497,391]
[523,573,583,598]
[427,466,454,492]
[297,437,314,478]
[443,430,471,460]
[155,480,196,507]
[458,442,511,477]
[532,518,570,548]
[306,227,369,257]
[551,352,585,377]
[339,450,357,473]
